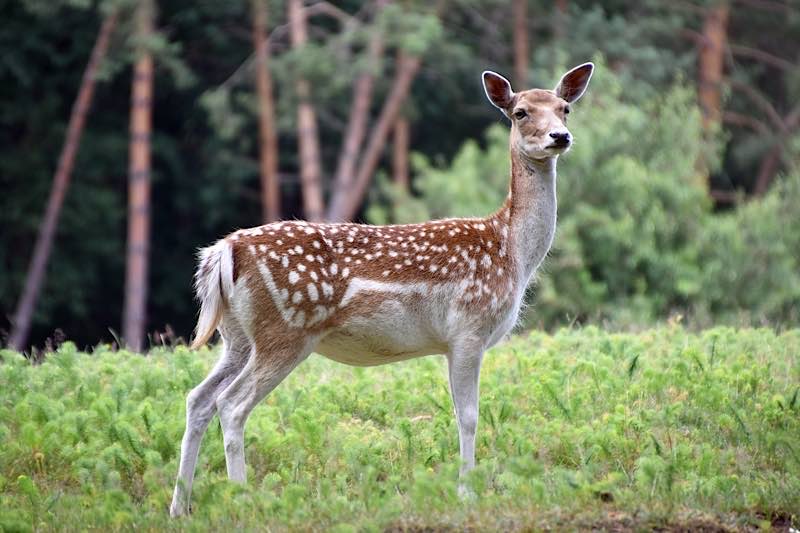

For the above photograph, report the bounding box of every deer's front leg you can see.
[447,345,484,496]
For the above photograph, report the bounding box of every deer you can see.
[170,62,594,517]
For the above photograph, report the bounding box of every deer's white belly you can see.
[315,285,452,366]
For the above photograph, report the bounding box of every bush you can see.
[693,173,800,326]
[1,328,799,529]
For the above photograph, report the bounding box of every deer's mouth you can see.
[545,142,570,152]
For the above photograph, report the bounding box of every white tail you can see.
[190,240,234,349]
[171,63,594,517]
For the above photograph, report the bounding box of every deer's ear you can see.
[482,71,515,112]
[554,62,594,103]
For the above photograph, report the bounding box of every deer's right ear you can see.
[482,71,515,113]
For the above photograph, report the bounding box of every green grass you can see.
[1,326,799,531]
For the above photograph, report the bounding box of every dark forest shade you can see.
[1,0,798,349]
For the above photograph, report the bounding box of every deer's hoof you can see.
[457,483,477,501]
[169,502,192,518]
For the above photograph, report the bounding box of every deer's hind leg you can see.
[216,333,315,483]
[170,318,250,517]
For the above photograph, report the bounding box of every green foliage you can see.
[367,124,511,224]
[0,328,798,529]
[694,172,800,325]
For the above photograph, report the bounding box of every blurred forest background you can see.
[1,0,798,352]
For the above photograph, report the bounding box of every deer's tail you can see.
[190,239,234,349]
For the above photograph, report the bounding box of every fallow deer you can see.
[170,62,594,516]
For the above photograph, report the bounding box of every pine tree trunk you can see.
[753,107,800,195]
[554,0,568,41]
[326,0,387,220]
[252,0,280,222]
[8,10,118,352]
[698,2,729,131]
[327,51,421,221]
[512,0,528,88]
[288,0,324,221]
[696,2,729,190]
[392,116,409,190]
[123,0,155,353]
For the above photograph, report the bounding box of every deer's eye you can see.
[513,109,527,120]
[564,106,571,115]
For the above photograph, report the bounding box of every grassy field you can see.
[1,326,798,531]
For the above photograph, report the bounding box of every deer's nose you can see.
[549,131,571,146]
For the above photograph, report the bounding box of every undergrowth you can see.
[0,326,798,531]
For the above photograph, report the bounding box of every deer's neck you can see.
[499,151,558,282]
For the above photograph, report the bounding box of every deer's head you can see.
[482,63,594,160]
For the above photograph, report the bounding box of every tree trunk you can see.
[392,115,410,189]
[8,11,118,352]
[753,106,800,195]
[753,145,781,195]
[288,0,325,221]
[512,0,528,88]
[554,0,568,41]
[123,0,155,353]
[698,2,729,131]
[252,0,280,222]
[327,51,421,221]
[326,0,387,220]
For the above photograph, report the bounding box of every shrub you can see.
[693,172,800,326]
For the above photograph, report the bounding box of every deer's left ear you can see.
[554,62,594,103]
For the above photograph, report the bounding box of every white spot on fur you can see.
[307,283,319,302]
[321,281,333,298]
